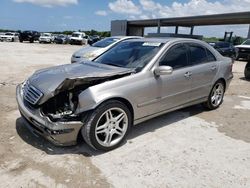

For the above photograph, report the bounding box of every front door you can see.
[136,43,192,115]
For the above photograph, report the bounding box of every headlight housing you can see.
[83,53,96,59]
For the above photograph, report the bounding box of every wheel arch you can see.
[97,97,135,123]
[216,78,226,90]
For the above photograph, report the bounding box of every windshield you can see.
[72,33,80,37]
[242,39,250,45]
[94,41,163,71]
[42,33,51,37]
[5,33,13,36]
[92,37,120,48]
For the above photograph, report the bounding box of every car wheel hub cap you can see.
[95,108,128,147]
[211,83,224,107]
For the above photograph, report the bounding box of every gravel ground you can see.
[0,42,250,188]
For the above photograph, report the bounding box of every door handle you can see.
[184,72,192,78]
[211,66,217,71]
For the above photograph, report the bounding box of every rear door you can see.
[186,43,219,101]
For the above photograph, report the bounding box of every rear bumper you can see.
[39,38,51,43]
[70,40,83,45]
[16,84,83,146]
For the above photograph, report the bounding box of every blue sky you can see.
[0,0,250,37]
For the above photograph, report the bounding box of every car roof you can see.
[112,36,142,40]
[120,37,202,44]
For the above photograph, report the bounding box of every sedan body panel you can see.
[16,37,233,146]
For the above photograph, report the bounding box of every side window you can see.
[159,44,188,69]
[189,44,208,65]
[206,49,216,62]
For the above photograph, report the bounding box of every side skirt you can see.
[134,97,207,125]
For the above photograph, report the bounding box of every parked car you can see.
[235,39,250,60]
[0,32,19,42]
[69,32,87,45]
[16,38,233,151]
[71,36,142,63]
[210,41,238,59]
[88,35,100,45]
[39,33,54,43]
[19,30,40,43]
[54,34,69,44]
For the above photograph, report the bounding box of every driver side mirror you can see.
[154,66,173,76]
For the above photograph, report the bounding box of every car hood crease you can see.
[27,62,134,104]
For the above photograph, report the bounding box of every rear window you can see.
[206,49,216,62]
[189,45,208,65]
[188,43,216,64]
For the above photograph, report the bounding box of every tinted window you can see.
[189,44,208,65]
[159,44,188,69]
[206,49,216,62]
[214,42,229,48]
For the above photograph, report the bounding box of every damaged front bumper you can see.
[16,84,83,146]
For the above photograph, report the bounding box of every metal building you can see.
[111,11,250,39]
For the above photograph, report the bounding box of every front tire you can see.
[82,100,132,151]
[204,80,225,110]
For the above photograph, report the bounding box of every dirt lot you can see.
[0,42,250,188]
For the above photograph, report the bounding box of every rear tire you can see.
[204,80,225,110]
[81,100,132,151]
[244,61,250,80]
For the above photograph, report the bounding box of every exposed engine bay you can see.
[39,72,134,122]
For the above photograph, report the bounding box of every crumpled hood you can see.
[27,62,134,104]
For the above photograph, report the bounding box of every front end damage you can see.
[16,63,134,146]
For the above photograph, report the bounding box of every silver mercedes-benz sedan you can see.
[16,38,233,151]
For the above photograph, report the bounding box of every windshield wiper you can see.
[104,62,123,67]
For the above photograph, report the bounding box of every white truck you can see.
[69,32,88,45]
[0,32,19,42]
[39,33,54,43]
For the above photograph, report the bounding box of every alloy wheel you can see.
[95,107,128,147]
[211,82,224,107]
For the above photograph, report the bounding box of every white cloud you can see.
[109,0,250,18]
[95,10,108,16]
[108,0,141,15]
[13,0,78,7]
[108,0,250,36]
[138,0,250,18]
